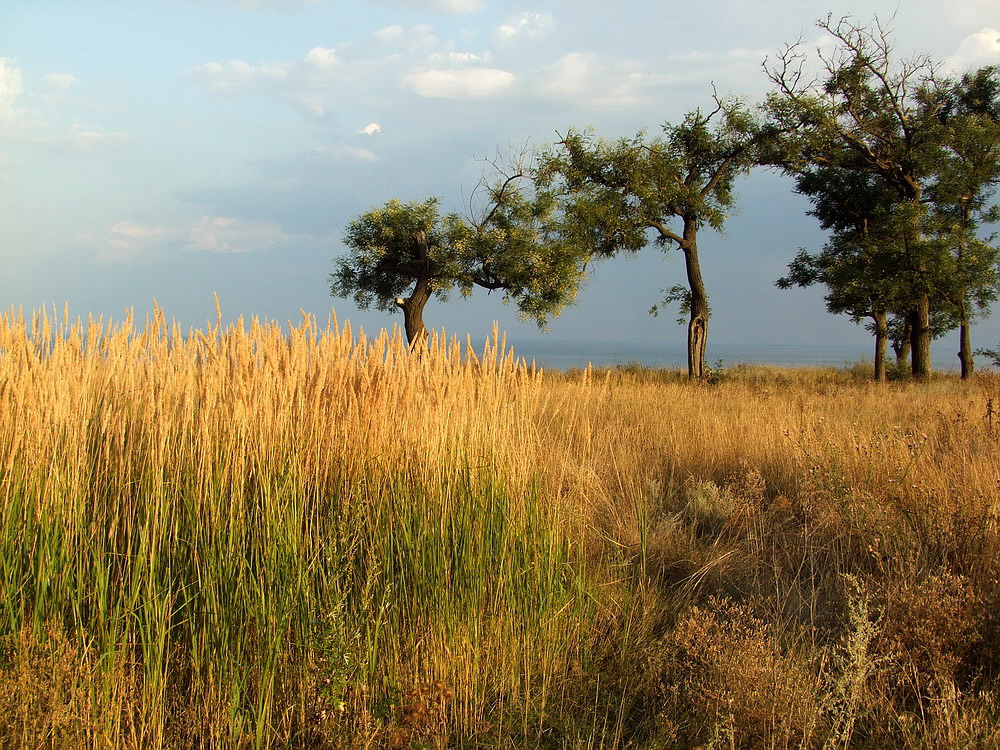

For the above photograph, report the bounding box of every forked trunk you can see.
[688,311,708,380]
[396,276,432,347]
[909,294,931,379]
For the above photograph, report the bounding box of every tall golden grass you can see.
[1,302,998,748]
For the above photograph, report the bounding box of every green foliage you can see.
[330,167,591,328]
[768,17,1000,359]
[535,98,763,258]
[331,198,459,313]
[975,345,1000,367]
[650,284,699,326]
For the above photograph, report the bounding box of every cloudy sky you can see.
[2,1,999,362]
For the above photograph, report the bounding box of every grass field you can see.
[1,304,999,748]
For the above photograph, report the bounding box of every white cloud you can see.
[315,145,378,161]
[188,215,295,253]
[944,28,1000,73]
[186,27,436,117]
[431,0,482,11]
[97,221,166,262]
[109,221,165,239]
[0,59,128,149]
[359,122,381,135]
[42,73,78,90]
[430,51,489,65]
[496,12,554,41]
[304,46,338,69]
[187,59,291,95]
[0,58,25,122]
[405,67,516,98]
[95,214,304,261]
[535,53,648,108]
[372,0,484,13]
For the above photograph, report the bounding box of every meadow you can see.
[1,303,999,748]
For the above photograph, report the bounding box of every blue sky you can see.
[2,0,999,361]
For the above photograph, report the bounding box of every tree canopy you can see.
[330,164,589,344]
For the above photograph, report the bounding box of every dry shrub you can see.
[876,571,983,704]
[653,598,823,748]
[678,467,766,540]
[641,469,768,595]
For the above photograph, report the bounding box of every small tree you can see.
[928,66,1000,378]
[777,163,924,381]
[536,97,763,379]
[330,166,588,345]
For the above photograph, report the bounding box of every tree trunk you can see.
[957,209,974,380]
[959,312,974,380]
[872,309,888,382]
[396,275,432,346]
[909,294,932,379]
[893,317,912,365]
[682,220,709,380]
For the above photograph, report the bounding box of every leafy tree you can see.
[777,168,906,380]
[330,164,588,345]
[766,15,954,378]
[768,19,1000,380]
[927,66,1000,377]
[535,97,763,379]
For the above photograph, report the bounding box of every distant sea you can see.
[504,339,962,372]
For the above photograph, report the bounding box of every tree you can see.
[330,164,588,345]
[768,23,1000,379]
[928,66,1000,378]
[766,15,954,378]
[535,97,763,379]
[777,168,909,381]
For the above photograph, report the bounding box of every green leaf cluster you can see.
[329,174,590,327]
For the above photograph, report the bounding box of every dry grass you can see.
[1,302,999,747]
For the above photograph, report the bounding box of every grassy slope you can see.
[0,306,998,748]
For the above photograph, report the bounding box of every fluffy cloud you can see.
[535,53,648,108]
[496,12,554,40]
[188,215,296,253]
[0,59,129,150]
[944,28,1000,73]
[109,221,164,240]
[97,221,166,262]
[96,215,301,261]
[42,73,78,90]
[358,122,381,135]
[405,67,515,98]
[187,59,292,95]
[186,27,437,116]
[429,51,490,65]
[190,21,517,108]
[429,0,482,11]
